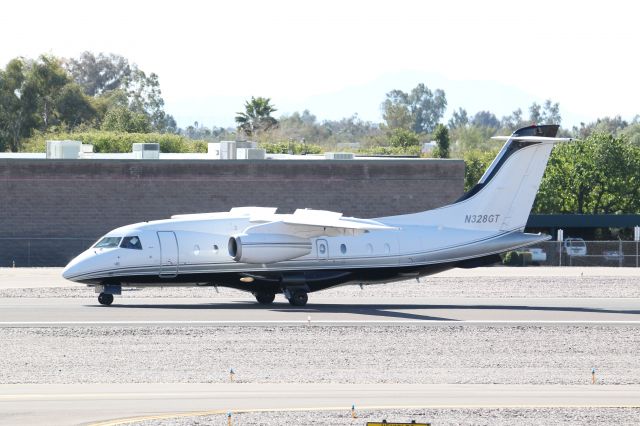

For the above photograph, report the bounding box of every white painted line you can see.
[1,320,640,327]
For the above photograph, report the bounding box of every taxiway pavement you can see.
[1,383,639,426]
[0,296,639,326]
[1,267,639,425]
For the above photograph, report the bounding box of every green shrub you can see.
[502,251,520,266]
[357,145,421,156]
[260,141,323,154]
[502,250,533,266]
[22,131,208,153]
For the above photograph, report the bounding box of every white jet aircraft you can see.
[63,124,569,306]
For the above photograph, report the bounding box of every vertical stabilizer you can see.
[381,125,568,232]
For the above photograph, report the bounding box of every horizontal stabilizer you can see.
[490,136,572,143]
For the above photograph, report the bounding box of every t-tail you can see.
[381,124,570,232]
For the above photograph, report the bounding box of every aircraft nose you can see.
[62,253,91,281]
[62,262,80,281]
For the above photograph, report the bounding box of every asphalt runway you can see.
[1,296,639,326]
[1,383,639,426]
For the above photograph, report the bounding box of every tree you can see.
[269,109,332,144]
[528,99,561,125]
[0,58,37,151]
[65,52,132,97]
[381,90,412,130]
[533,133,640,214]
[382,83,447,134]
[471,110,500,129]
[388,128,419,150]
[448,108,469,129]
[622,123,640,146]
[235,97,278,137]
[463,148,499,191]
[55,83,96,130]
[449,125,502,157]
[501,108,526,131]
[573,116,628,139]
[1,55,97,150]
[124,69,175,133]
[27,55,71,130]
[101,106,151,133]
[67,52,175,133]
[433,123,450,158]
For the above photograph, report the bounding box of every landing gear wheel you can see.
[98,293,114,306]
[288,291,308,307]
[255,292,276,305]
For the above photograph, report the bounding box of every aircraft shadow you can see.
[88,301,640,322]
[92,301,454,321]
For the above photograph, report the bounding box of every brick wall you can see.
[0,158,464,266]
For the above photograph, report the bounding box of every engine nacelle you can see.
[228,233,312,264]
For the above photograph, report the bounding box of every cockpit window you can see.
[120,236,142,250]
[94,237,121,249]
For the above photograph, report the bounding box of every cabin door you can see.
[158,231,179,277]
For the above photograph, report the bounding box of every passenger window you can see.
[120,236,142,250]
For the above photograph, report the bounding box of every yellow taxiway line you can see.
[89,403,640,426]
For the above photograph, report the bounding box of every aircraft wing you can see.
[244,209,398,238]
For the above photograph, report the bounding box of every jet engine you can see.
[228,233,312,264]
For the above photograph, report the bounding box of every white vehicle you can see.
[524,247,547,263]
[563,237,587,256]
[63,125,570,306]
[602,250,623,261]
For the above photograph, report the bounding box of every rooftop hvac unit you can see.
[236,140,258,149]
[46,140,82,159]
[220,141,237,159]
[324,152,354,160]
[81,144,94,157]
[207,143,221,159]
[132,143,160,159]
[237,148,266,159]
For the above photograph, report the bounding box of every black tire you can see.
[255,292,276,305]
[288,291,308,307]
[98,293,114,306]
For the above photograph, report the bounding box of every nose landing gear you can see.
[95,283,121,306]
[98,293,114,306]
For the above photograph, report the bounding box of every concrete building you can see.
[0,158,464,266]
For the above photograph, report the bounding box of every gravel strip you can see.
[1,326,637,385]
[1,275,640,299]
[133,407,640,426]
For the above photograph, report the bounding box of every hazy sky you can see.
[2,0,638,129]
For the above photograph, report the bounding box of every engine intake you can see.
[228,233,312,264]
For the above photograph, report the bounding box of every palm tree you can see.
[235,96,278,137]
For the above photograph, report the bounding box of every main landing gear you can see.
[253,289,308,306]
[254,291,276,305]
[286,289,308,307]
[98,293,114,306]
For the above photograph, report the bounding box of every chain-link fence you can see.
[0,238,96,267]
[508,240,640,267]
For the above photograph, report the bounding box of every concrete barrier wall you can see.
[0,158,464,266]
